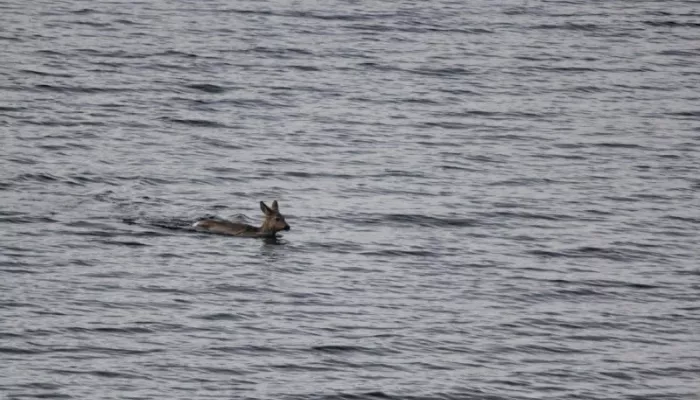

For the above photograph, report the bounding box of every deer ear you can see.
[260,201,271,215]
[271,200,279,211]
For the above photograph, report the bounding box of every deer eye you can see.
[275,217,281,221]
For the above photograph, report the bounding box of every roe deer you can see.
[193,200,290,237]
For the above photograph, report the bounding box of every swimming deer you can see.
[193,200,290,237]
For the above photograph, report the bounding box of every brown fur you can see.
[193,201,290,237]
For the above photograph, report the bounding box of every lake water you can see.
[1,0,699,399]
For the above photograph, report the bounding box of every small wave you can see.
[154,50,198,58]
[0,266,39,275]
[665,215,700,224]
[527,250,567,258]
[138,286,189,295]
[163,117,228,128]
[73,20,111,28]
[532,22,600,31]
[311,345,392,355]
[20,69,74,78]
[35,50,65,56]
[400,97,441,105]
[480,210,574,221]
[206,97,295,109]
[285,11,380,22]
[0,346,40,355]
[643,20,700,28]
[360,249,437,258]
[66,326,153,334]
[186,83,228,93]
[590,280,661,290]
[71,8,95,14]
[95,240,150,247]
[192,135,244,150]
[55,369,148,380]
[411,66,472,77]
[34,84,130,93]
[13,172,110,187]
[419,121,472,130]
[114,18,141,25]
[503,6,546,16]
[572,85,606,93]
[15,172,60,183]
[289,65,321,72]
[346,213,477,228]
[593,142,645,149]
[243,46,316,59]
[12,382,63,391]
[209,345,277,354]
[194,313,246,321]
[487,177,559,187]
[495,343,591,355]
[289,391,400,400]
[0,215,56,224]
[525,65,599,73]
[0,105,25,112]
[528,246,661,262]
[75,48,144,58]
[574,246,627,260]
[440,164,478,171]
[423,27,493,35]
[223,8,378,23]
[212,283,262,293]
[284,171,355,179]
[667,110,700,118]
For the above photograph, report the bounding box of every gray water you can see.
[1,1,699,399]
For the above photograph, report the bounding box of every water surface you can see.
[1,0,699,399]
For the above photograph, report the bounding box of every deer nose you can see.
[284,225,290,231]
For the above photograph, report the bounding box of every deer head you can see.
[259,200,290,235]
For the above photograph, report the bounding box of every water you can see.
[1,0,699,399]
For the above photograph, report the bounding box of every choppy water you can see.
[2,0,699,399]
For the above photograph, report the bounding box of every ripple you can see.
[1,1,699,399]
[185,83,228,93]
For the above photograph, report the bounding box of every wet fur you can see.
[193,201,290,238]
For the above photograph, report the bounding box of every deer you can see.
[193,200,290,238]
